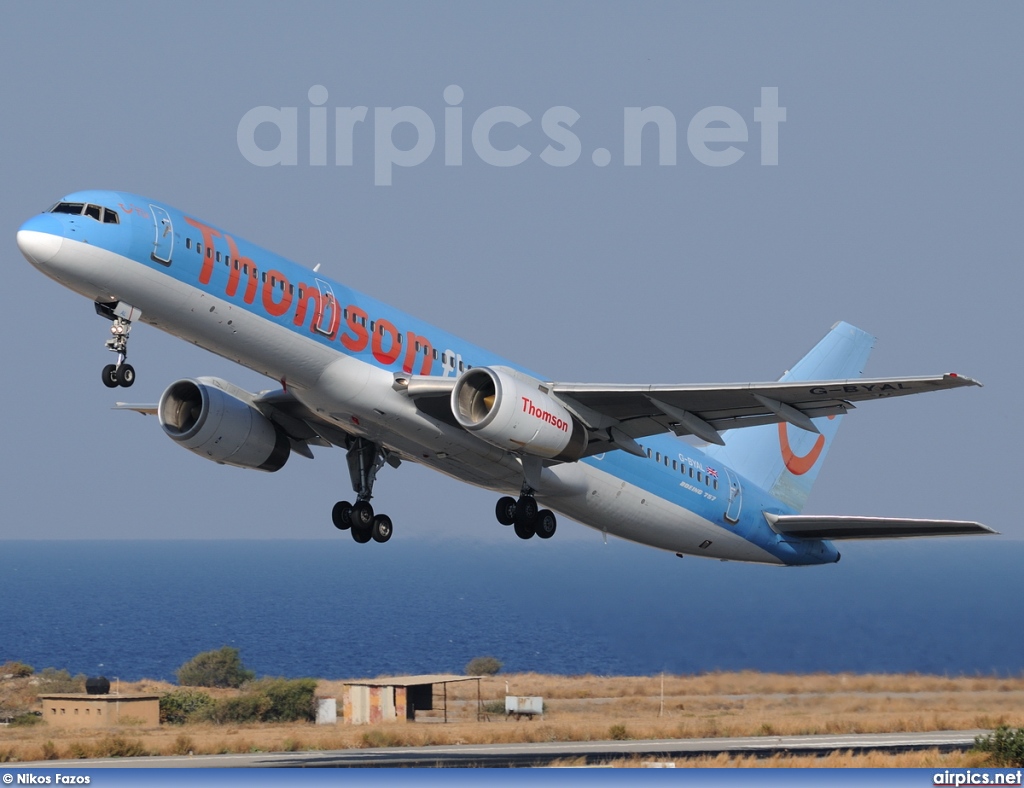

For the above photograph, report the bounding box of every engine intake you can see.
[451,366,587,462]
[158,377,290,472]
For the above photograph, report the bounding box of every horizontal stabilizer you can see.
[764,513,996,540]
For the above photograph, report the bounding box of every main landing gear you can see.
[495,487,557,541]
[96,302,135,388]
[331,437,396,544]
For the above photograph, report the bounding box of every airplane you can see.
[17,191,995,564]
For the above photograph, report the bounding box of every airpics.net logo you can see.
[237,85,786,186]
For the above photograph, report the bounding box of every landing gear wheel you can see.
[535,510,557,539]
[351,525,372,543]
[332,501,353,530]
[101,364,119,388]
[371,514,393,543]
[351,500,375,529]
[513,519,535,540]
[495,496,517,526]
[515,496,538,526]
[116,363,135,388]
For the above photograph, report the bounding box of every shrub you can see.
[171,735,195,756]
[160,688,215,725]
[1,661,34,678]
[974,726,1024,766]
[10,713,44,727]
[252,678,317,723]
[36,668,86,693]
[41,741,60,760]
[194,678,317,725]
[482,699,506,715]
[465,656,502,676]
[609,723,629,740]
[93,736,147,758]
[360,729,404,748]
[199,693,273,725]
[176,647,255,688]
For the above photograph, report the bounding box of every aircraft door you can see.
[313,278,340,336]
[149,205,174,264]
[723,466,742,524]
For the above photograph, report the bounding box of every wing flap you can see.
[764,513,997,540]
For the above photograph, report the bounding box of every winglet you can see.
[945,373,983,388]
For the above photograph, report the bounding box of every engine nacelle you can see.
[158,377,290,472]
[451,366,588,462]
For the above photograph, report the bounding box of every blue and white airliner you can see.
[17,191,994,564]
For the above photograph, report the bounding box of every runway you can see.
[21,729,984,768]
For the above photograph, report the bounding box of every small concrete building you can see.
[343,674,482,724]
[38,693,160,729]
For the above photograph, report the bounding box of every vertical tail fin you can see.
[704,321,876,513]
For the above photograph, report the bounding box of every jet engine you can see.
[451,366,588,462]
[158,377,290,471]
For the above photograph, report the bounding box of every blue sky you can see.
[1,1,1019,548]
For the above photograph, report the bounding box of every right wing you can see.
[116,388,356,461]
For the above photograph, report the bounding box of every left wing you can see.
[550,373,978,448]
[399,371,979,456]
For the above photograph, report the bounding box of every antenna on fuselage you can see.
[313,263,321,272]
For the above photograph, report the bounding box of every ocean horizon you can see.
[1,538,1019,682]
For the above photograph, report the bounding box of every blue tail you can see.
[704,321,876,513]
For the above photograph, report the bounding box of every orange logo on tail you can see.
[778,415,835,475]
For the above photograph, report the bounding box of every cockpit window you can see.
[49,202,119,224]
[52,202,85,215]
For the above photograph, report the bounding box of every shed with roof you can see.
[342,674,482,724]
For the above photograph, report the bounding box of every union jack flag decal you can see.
[706,467,719,478]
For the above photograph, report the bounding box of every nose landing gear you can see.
[96,302,138,388]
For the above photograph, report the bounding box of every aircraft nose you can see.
[17,214,64,266]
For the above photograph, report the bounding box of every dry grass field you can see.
[3,671,1022,767]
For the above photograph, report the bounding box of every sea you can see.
[1,538,1020,682]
